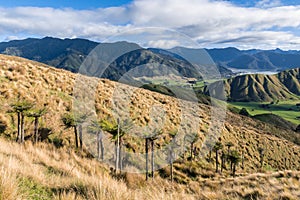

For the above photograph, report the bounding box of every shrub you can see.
[50,136,64,148]
[0,120,6,134]
[239,108,251,117]
[296,125,300,133]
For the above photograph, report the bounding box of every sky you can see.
[0,0,300,50]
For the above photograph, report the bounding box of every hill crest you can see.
[205,68,300,102]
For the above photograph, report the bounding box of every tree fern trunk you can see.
[145,138,149,181]
[151,139,154,179]
[119,137,123,174]
[17,112,21,143]
[100,138,104,161]
[242,151,244,169]
[34,117,39,144]
[115,119,120,174]
[190,142,194,160]
[79,125,83,150]
[260,155,264,169]
[284,158,287,169]
[221,152,225,173]
[169,146,174,182]
[115,141,118,174]
[97,130,104,161]
[21,114,25,143]
[233,163,236,177]
[215,150,219,173]
[97,131,100,160]
[208,150,212,163]
[74,126,78,148]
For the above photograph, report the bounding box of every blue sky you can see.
[0,0,299,9]
[231,0,299,7]
[0,0,131,9]
[0,0,300,50]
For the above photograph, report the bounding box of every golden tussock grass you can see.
[0,54,300,199]
[0,54,299,172]
[0,137,300,200]
[0,137,198,200]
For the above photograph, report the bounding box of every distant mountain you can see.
[0,37,233,80]
[204,68,300,102]
[2,37,300,80]
[206,47,242,62]
[104,48,203,81]
[206,48,300,71]
[169,47,234,79]
[0,37,98,72]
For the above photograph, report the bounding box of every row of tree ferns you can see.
[7,101,270,181]
[212,141,242,177]
[9,100,46,144]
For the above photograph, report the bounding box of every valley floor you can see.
[229,100,300,125]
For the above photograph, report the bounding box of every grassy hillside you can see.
[205,68,300,102]
[252,113,296,130]
[0,137,192,200]
[1,134,300,199]
[0,54,299,167]
[0,54,300,199]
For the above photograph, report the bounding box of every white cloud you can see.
[128,0,300,49]
[3,35,24,41]
[0,0,300,49]
[147,40,181,49]
[0,6,131,41]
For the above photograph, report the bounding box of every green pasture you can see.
[229,100,300,125]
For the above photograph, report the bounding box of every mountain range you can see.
[207,47,300,71]
[1,37,300,104]
[1,37,300,80]
[0,37,98,73]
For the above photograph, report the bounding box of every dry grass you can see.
[0,137,299,199]
[0,137,196,200]
[0,166,22,200]
[0,54,300,199]
[0,54,299,172]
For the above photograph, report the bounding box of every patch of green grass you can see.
[229,100,300,125]
[194,79,219,87]
[18,177,52,200]
[48,135,64,148]
[48,90,70,101]
[263,163,276,172]
[0,76,9,83]
[56,91,71,101]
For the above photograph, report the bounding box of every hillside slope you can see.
[0,54,299,177]
[205,68,300,102]
[253,114,296,131]
[1,137,300,199]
